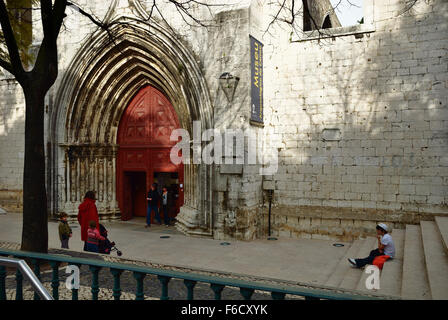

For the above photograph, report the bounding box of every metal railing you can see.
[0,248,391,301]
[0,256,53,300]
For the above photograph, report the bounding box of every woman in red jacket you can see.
[77,191,100,251]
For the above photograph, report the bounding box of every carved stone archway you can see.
[48,18,214,237]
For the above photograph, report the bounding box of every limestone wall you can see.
[256,0,448,240]
[0,78,25,212]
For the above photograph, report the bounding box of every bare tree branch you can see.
[0,56,13,74]
[264,0,287,36]
[265,0,421,43]
[40,0,53,37]
[66,1,122,45]
[399,0,419,16]
[33,0,67,81]
[263,0,348,42]
[167,0,216,28]
[0,0,25,76]
[64,0,225,47]
[52,0,68,36]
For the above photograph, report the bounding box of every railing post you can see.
[184,280,197,300]
[271,292,286,300]
[15,269,23,300]
[240,287,254,300]
[49,261,60,300]
[89,265,101,300]
[31,259,41,301]
[157,275,171,300]
[0,265,6,300]
[110,268,122,301]
[133,272,146,301]
[210,283,225,300]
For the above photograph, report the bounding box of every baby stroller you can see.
[98,224,122,256]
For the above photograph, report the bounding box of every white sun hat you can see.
[376,223,389,232]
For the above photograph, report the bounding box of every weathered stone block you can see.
[220,164,243,175]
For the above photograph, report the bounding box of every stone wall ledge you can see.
[263,205,448,223]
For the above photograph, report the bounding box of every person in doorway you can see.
[58,213,72,249]
[85,220,105,253]
[161,186,170,226]
[146,183,161,227]
[348,223,395,268]
[77,191,100,251]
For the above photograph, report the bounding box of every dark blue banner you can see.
[250,35,264,125]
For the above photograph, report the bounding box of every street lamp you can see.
[267,189,277,240]
[219,72,240,102]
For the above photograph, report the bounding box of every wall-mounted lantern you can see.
[219,72,240,102]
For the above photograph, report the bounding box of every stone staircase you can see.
[324,217,448,300]
[0,190,22,213]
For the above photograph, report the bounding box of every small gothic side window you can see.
[322,15,332,29]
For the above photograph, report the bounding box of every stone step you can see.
[0,190,21,200]
[401,225,432,299]
[435,216,448,254]
[324,239,364,288]
[339,237,376,290]
[355,236,381,292]
[420,221,448,300]
[377,229,405,297]
[0,202,22,213]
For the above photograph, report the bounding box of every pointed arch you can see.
[322,15,332,29]
[48,18,214,237]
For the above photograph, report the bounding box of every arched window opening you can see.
[322,15,332,29]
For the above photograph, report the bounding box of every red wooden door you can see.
[117,86,183,221]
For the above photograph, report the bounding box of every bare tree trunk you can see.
[20,86,48,253]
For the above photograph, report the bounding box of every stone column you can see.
[59,144,120,218]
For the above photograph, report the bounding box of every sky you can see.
[330,0,364,26]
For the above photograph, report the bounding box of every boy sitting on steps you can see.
[348,223,395,268]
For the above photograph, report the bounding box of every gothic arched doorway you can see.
[117,85,184,221]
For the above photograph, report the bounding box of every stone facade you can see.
[0,80,25,212]
[260,0,448,240]
[0,0,447,241]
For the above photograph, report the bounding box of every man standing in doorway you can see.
[146,183,161,227]
[161,186,170,226]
